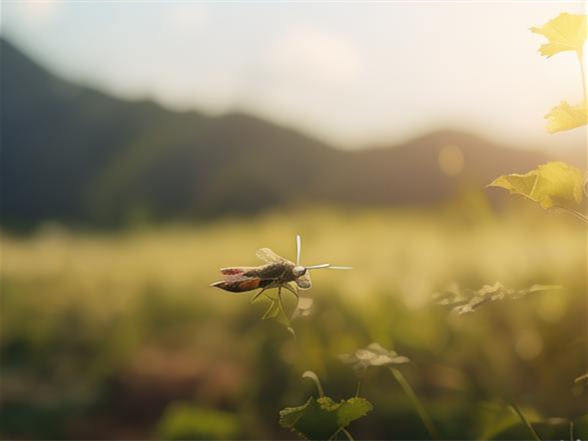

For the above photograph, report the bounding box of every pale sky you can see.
[1,1,586,150]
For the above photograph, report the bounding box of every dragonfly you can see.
[211,235,351,304]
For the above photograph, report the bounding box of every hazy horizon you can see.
[1,1,586,151]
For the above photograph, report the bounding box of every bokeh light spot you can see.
[438,144,464,177]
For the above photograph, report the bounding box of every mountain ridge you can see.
[1,36,573,227]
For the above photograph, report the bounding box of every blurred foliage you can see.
[0,208,586,439]
[155,403,240,440]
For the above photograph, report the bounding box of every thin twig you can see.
[390,367,439,440]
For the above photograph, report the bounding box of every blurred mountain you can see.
[0,37,573,227]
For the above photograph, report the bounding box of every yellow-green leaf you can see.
[530,13,587,57]
[545,101,588,133]
[488,161,584,209]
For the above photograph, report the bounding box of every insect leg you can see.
[282,283,299,298]
[282,283,300,310]
[250,287,267,303]
[277,287,287,318]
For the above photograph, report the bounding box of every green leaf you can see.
[279,396,372,441]
[488,161,584,209]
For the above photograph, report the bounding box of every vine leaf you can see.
[488,161,584,210]
[434,282,561,314]
[339,342,409,373]
[530,13,587,57]
[279,396,372,441]
[545,101,588,133]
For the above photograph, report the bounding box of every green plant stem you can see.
[509,401,541,441]
[570,421,574,441]
[302,371,324,397]
[341,428,355,441]
[389,367,439,440]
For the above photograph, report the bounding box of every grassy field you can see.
[1,207,587,439]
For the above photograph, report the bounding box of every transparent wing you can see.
[220,267,257,276]
[256,248,290,264]
[295,272,312,290]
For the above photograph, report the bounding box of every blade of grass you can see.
[509,401,541,441]
[389,367,439,440]
[570,421,574,441]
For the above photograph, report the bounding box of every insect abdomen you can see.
[211,278,261,293]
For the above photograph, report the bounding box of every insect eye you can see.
[293,266,306,277]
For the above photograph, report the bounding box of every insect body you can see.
[211,235,350,301]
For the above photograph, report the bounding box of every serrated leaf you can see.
[433,283,468,305]
[435,283,561,314]
[355,349,376,361]
[279,396,372,441]
[488,161,584,209]
[336,397,373,428]
[545,101,588,133]
[339,342,409,373]
[530,13,587,57]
